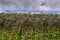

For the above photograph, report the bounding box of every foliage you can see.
[0,13,60,40]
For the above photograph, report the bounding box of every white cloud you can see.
[39,5,51,11]
[0,0,60,12]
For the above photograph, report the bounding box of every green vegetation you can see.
[0,13,60,40]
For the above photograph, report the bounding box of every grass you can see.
[0,13,60,40]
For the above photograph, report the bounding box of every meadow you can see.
[0,13,60,40]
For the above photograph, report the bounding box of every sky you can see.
[0,0,60,12]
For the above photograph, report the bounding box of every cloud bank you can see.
[0,0,60,12]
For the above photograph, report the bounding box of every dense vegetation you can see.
[0,13,60,40]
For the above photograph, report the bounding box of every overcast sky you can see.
[0,0,60,12]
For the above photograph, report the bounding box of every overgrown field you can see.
[0,13,60,40]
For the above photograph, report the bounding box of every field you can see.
[0,13,60,40]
